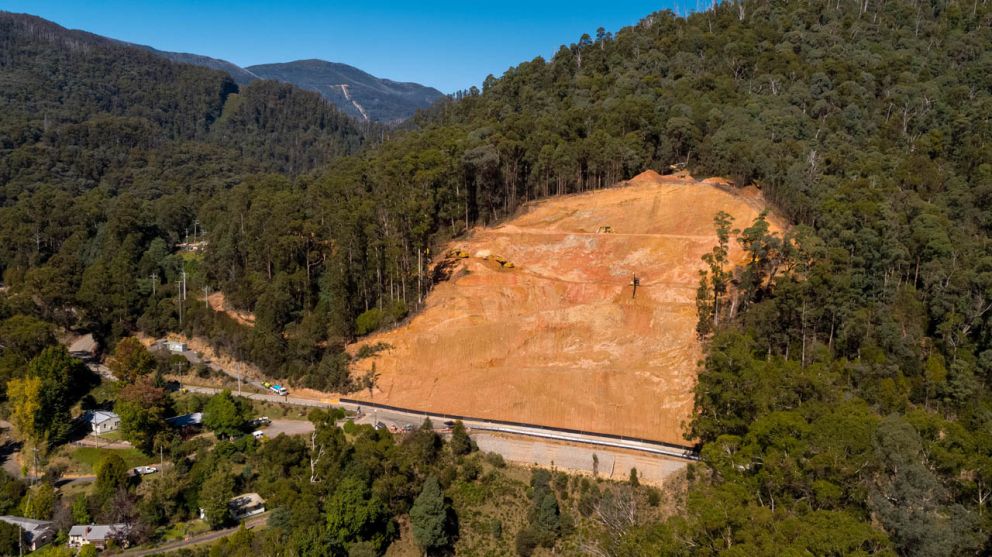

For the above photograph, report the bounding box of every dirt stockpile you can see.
[349,172,777,445]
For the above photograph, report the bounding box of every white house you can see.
[67,524,127,549]
[84,410,120,434]
[0,516,55,551]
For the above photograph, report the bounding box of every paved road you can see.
[183,385,331,408]
[182,384,689,484]
[115,513,268,556]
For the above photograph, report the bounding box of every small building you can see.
[0,516,55,551]
[67,524,127,550]
[166,412,203,428]
[166,340,188,354]
[84,410,121,434]
[200,493,266,522]
[68,334,99,362]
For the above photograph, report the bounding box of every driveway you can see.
[258,419,314,438]
[115,513,268,556]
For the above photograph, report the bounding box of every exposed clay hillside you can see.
[349,172,779,444]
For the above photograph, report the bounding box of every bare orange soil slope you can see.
[350,172,775,444]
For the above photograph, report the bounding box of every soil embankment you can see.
[349,172,778,444]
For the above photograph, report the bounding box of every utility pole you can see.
[204,286,209,309]
[237,362,242,396]
[177,280,183,326]
[181,268,187,302]
[150,273,157,297]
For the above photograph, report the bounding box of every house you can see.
[67,524,127,549]
[84,410,121,434]
[200,493,266,522]
[0,516,55,551]
[68,334,99,362]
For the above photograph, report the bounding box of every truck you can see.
[269,384,288,396]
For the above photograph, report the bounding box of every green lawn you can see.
[64,446,150,474]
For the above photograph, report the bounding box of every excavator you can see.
[447,248,470,259]
[597,225,614,234]
[488,254,516,270]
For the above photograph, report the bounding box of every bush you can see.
[355,301,408,336]
[461,458,481,482]
[355,308,384,336]
[646,487,661,507]
[484,452,506,468]
[514,527,540,557]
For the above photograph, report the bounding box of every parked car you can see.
[134,466,158,475]
[401,424,416,432]
[262,381,272,389]
[270,385,289,396]
[249,417,271,427]
[252,430,266,440]
[374,422,387,431]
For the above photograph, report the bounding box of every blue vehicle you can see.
[270,384,288,396]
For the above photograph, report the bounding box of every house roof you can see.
[68,524,126,540]
[166,412,203,427]
[68,334,98,354]
[0,515,54,535]
[85,410,119,425]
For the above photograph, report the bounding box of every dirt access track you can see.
[350,171,778,445]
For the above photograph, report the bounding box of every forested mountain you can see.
[1,1,992,554]
[0,10,368,340]
[247,59,446,123]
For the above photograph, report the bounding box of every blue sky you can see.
[0,1,686,93]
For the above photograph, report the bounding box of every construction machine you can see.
[447,248,470,259]
[488,254,515,269]
[597,226,614,234]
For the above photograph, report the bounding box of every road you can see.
[115,513,268,556]
[0,420,23,479]
[183,385,332,409]
[183,384,691,484]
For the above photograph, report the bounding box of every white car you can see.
[134,466,158,475]
[252,430,266,440]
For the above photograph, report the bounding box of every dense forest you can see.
[2,0,992,554]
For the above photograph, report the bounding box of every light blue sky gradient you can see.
[0,1,687,92]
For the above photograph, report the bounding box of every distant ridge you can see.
[134,47,443,123]
[247,59,445,124]
[136,46,261,85]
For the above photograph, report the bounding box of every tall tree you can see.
[410,475,451,555]
[198,470,234,529]
[109,337,156,384]
[116,378,170,453]
[202,390,249,439]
